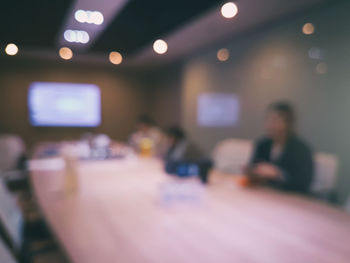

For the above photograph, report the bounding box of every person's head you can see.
[137,115,155,132]
[165,126,186,147]
[265,102,295,139]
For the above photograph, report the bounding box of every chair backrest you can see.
[311,152,339,194]
[0,135,25,172]
[345,196,350,213]
[0,237,17,263]
[212,139,253,174]
[0,178,23,253]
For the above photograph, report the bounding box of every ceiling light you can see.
[153,39,168,54]
[85,11,93,23]
[74,10,104,25]
[109,51,123,65]
[302,23,315,35]
[91,11,104,25]
[59,47,73,60]
[76,31,89,44]
[75,9,87,23]
[5,43,18,56]
[64,30,89,44]
[217,48,230,61]
[221,2,238,19]
[64,30,74,42]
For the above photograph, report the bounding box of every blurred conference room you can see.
[1,0,350,262]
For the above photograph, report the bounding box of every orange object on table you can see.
[139,138,153,157]
[236,175,252,187]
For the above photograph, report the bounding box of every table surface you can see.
[30,158,350,263]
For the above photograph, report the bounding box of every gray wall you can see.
[149,64,183,128]
[181,1,350,203]
[0,59,154,147]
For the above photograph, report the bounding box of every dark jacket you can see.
[164,140,212,183]
[250,135,314,193]
[164,140,202,162]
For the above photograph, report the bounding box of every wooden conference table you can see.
[30,157,350,263]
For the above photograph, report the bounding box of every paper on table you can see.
[28,158,65,171]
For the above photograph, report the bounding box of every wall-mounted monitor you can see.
[197,93,239,127]
[28,82,101,127]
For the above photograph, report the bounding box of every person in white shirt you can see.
[129,115,165,157]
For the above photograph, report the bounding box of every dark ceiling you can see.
[1,0,344,58]
[0,0,73,49]
[91,0,224,55]
[0,0,224,55]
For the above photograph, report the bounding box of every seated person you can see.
[164,126,211,183]
[246,102,314,193]
[129,115,165,156]
[164,127,200,162]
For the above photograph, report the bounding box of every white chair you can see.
[0,237,17,263]
[311,152,339,197]
[212,139,253,174]
[0,178,23,253]
[0,135,26,172]
[0,175,66,262]
[345,196,350,213]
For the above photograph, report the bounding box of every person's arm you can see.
[247,142,290,186]
[257,142,313,193]
[245,139,267,176]
[281,144,314,193]
[243,141,267,188]
[250,140,263,165]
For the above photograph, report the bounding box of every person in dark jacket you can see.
[164,126,212,183]
[164,127,200,162]
[246,102,314,193]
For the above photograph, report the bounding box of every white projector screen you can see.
[197,93,239,127]
[28,82,101,127]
